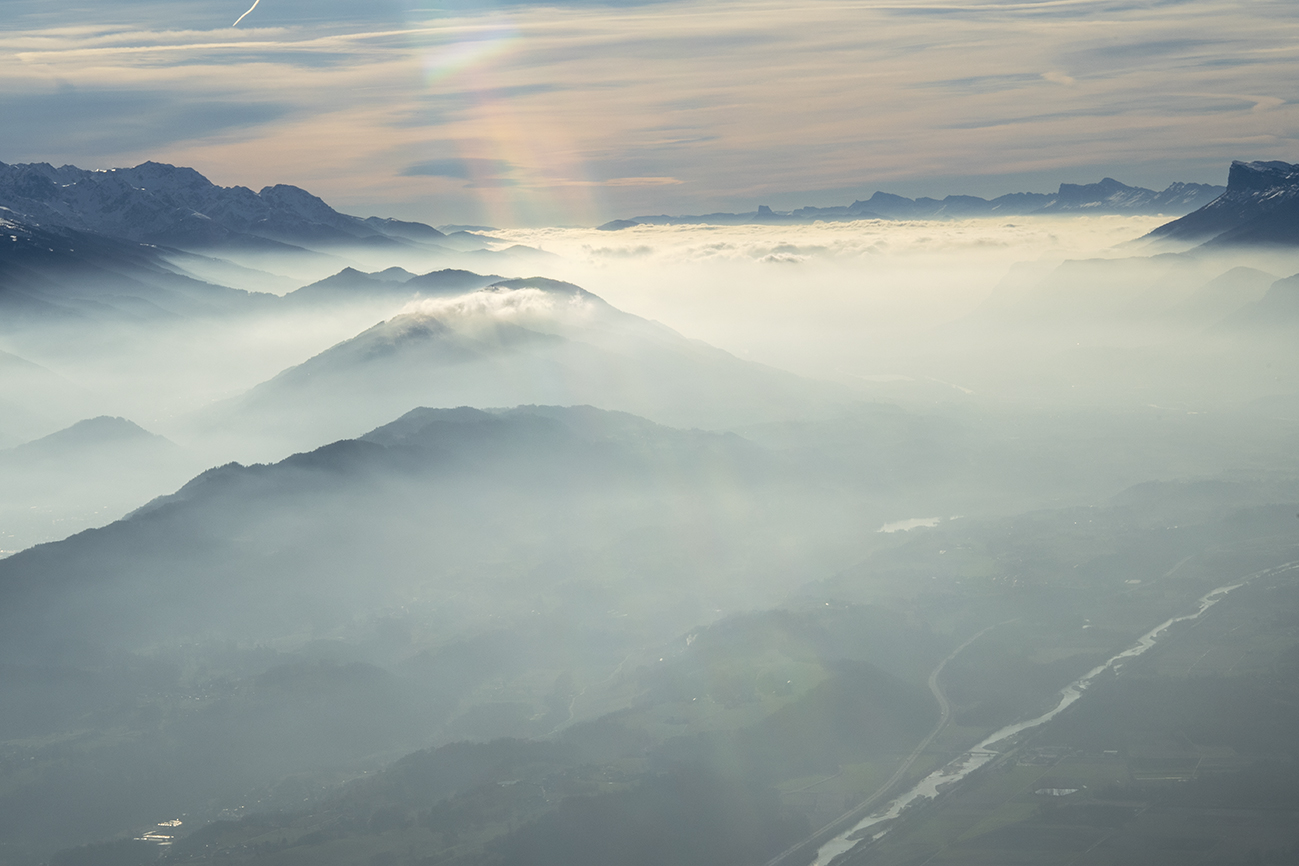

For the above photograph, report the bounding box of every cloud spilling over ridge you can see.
[399,286,598,336]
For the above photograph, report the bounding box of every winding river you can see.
[809,581,1247,866]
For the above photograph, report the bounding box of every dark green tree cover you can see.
[654,661,935,781]
[487,769,808,866]
[1045,673,1299,755]
[49,839,159,866]
[160,662,926,866]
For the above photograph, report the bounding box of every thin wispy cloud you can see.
[1,0,1297,224]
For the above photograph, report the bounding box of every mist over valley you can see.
[2,148,1299,866]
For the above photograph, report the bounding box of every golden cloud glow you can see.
[2,0,1297,224]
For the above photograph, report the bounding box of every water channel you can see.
[810,581,1246,865]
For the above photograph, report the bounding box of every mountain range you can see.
[0,416,191,556]
[10,408,1297,866]
[0,160,450,252]
[3,158,1293,324]
[0,159,1231,248]
[0,161,544,304]
[0,405,807,659]
[0,348,90,445]
[5,153,1299,866]
[598,177,1226,229]
[0,403,888,859]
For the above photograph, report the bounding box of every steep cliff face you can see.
[1146,160,1299,246]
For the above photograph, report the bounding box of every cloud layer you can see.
[484,215,1169,379]
[401,286,596,336]
[2,0,1297,224]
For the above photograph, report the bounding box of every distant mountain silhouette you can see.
[0,416,190,554]
[969,254,1276,336]
[0,349,93,445]
[598,178,1223,229]
[1213,272,1299,332]
[282,266,502,307]
[7,416,170,458]
[0,404,820,660]
[1171,266,1278,324]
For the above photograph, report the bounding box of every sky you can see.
[2,0,1299,226]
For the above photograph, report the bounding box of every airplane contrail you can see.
[232,0,261,26]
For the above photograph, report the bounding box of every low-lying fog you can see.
[4,212,1299,557]
[3,207,1299,866]
[490,216,1171,382]
[5,212,1263,436]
